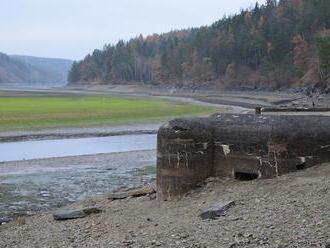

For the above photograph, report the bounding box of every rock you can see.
[108,192,131,200]
[122,239,134,245]
[199,201,235,220]
[0,217,12,225]
[53,206,101,221]
[326,241,330,248]
[108,184,156,201]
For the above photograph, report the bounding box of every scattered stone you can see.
[228,216,242,221]
[53,206,101,221]
[122,239,134,245]
[0,218,11,225]
[108,184,156,201]
[229,242,237,247]
[108,192,131,200]
[325,241,330,248]
[149,194,157,200]
[199,201,235,220]
[234,233,250,245]
[243,233,253,238]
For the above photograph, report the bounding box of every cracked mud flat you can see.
[0,163,329,248]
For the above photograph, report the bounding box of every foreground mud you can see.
[0,150,156,223]
[0,163,329,248]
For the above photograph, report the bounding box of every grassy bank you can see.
[0,96,217,130]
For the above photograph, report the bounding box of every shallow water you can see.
[0,134,156,162]
[0,158,156,222]
[0,134,157,222]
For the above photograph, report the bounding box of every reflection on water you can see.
[0,134,156,162]
[0,134,157,222]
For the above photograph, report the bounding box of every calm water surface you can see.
[0,134,157,222]
[0,134,156,162]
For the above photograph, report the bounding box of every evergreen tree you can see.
[67,0,330,90]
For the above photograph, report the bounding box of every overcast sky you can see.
[0,0,266,61]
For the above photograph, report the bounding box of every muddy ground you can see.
[0,163,329,248]
[0,150,156,222]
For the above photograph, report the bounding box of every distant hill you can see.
[68,0,330,92]
[0,53,72,86]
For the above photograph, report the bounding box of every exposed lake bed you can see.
[0,116,159,222]
[0,149,156,223]
[0,87,329,247]
[0,86,325,223]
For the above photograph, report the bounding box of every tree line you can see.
[68,0,330,90]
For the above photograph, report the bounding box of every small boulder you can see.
[108,183,156,201]
[325,241,330,248]
[199,201,235,220]
[53,206,101,221]
[108,192,131,200]
[0,217,12,225]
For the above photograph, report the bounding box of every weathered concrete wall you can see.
[156,118,214,200]
[157,114,330,200]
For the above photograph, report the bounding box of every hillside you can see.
[0,53,72,86]
[68,0,330,92]
[11,55,73,85]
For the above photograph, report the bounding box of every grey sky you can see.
[0,0,266,60]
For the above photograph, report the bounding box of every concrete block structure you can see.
[157,114,330,200]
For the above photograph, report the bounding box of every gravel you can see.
[0,163,329,248]
[0,87,329,247]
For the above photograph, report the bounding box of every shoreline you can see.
[0,125,160,143]
[0,149,157,223]
[0,86,329,247]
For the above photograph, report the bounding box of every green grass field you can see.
[0,96,218,130]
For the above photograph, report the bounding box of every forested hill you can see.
[69,0,330,91]
[0,53,72,86]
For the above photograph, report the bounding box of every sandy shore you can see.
[0,163,329,248]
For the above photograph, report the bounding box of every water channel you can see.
[0,134,157,222]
